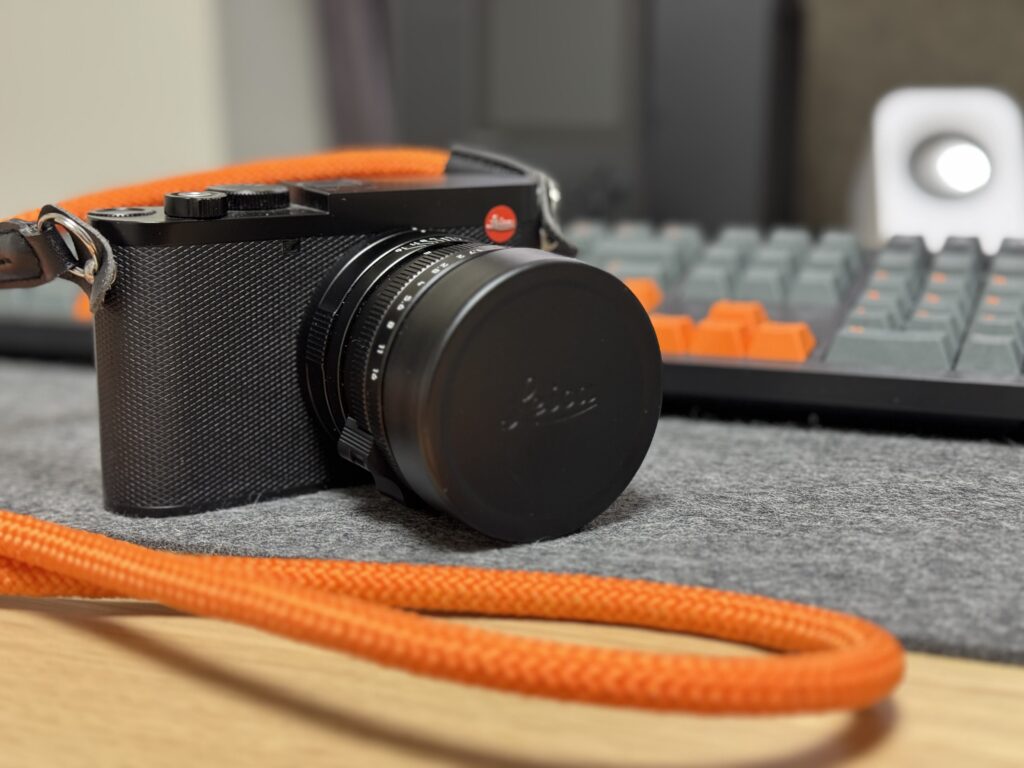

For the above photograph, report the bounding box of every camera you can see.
[86,148,661,542]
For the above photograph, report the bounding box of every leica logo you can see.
[500,377,598,432]
[485,213,515,232]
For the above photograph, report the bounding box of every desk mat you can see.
[1,359,1021,663]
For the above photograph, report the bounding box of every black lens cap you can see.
[382,249,661,542]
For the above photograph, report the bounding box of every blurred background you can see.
[5,0,1024,239]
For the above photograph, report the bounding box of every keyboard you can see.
[0,281,93,360]
[569,219,1024,429]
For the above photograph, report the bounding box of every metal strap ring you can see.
[36,211,100,284]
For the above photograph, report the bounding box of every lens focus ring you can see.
[341,242,500,468]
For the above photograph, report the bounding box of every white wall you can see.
[0,0,331,218]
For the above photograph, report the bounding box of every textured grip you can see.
[95,235,363,514]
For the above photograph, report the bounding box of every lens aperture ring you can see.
[343,241,501,469]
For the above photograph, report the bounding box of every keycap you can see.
[622,277,664,312]
[682,264,734,301]
[820,230,861,264]
[612,220,654,239]
[867,269,917,303]
[658,222,705,263]
[690,318,751,357]
[923,271,974,297]
[789,268,844,306]
[860,287,911,320]
[0,288,31,319]
[748,321,816,362]
[993,239,1024,274]
[986,273,1024,296]
[933,250,981,274]
[877,248,926,273]
[715,226,760,258]
[907,309,960,338]
[956,333,1023,376]
[649,314,694,355]
[886,235,927,258]
[917,291,967,325]
[749,245,800,274]
[735,266,788,303]
[827,326,954,371]
[806,246,856,279]
[848,303,898,328]
[565,219,608,254]
[598,240,687,284]
[706,299,768,328]
[768,226,812,257]
[978,293,1024,318]
[972,312,1024,341]
[703,244,744,271]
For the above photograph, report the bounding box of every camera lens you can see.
[304,233,661,542]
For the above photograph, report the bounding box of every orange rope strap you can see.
[2,148,904,714]
[0,509,903,714]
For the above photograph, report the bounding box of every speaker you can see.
[869,87,1024,253]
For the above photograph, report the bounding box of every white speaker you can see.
[869,87,1024,254]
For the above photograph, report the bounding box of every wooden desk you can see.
[0,597,1020,767]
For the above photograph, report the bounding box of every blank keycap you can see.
[706,299,768,328]
[768,227,812,256]
[565,220,608,254]
[598,240,687,284]
[612,220,655,239]
[749,245,800,274]
[993,239,1024,274]
[806,246,856,279]
[820,230,861,264]
[827,326,954,371]
[703,244,744,271]
[736,266,788,303]
[682,264,735,301]
[658,222,705,263]
[622,277,664,311]
[716,226,761,258]
[690,318,751,357]
[877,248,925,273]
[907,310,960,338]
[789,268,844,306]
[933,250,981,274]
[649,314,694,355]
[956,333,1023,375]
[748,321,816,362]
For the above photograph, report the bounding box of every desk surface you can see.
[1,597,1021,768]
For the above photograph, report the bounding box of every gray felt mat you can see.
[1,359,1022,663]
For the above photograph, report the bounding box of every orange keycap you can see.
[623,277,664,312]
[690,318,751,357]
[72,292,92,324]
[748,321,816,362]
[706,299,768,329]
[649,314,694,355]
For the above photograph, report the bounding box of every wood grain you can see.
[0,597,1020,767]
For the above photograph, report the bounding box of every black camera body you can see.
[88,151,661,542]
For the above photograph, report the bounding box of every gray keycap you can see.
[827,327,954,372]
[596,240,687,284]
[933,250,981,273]
[789,268,844,306]
[886,235,927,259]
[847,304,897,328]
[658,222,705,263]
[0,288,32,319]
[993,239,1024,274]
[612,220,654,239]
[565,220,608,254]
[971,313,1024,341]
[941,236,982,258]
[877,248,926,273]
[859,287,912,320]
[806,246,856,280]
[923,271,975,297]
[917,291,967,327]
[820,230,861,264]
[749,245,800,274]
[867,269,917,304]
[716,226,761,257]
[986,274,1024,296]
[768,226,813,257]
[977,293,1024,318]
[956,333,1024,375]
[735,266,788,303]
[907,310,960,338]
[682,263,734,301]
[703,244,744,271]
